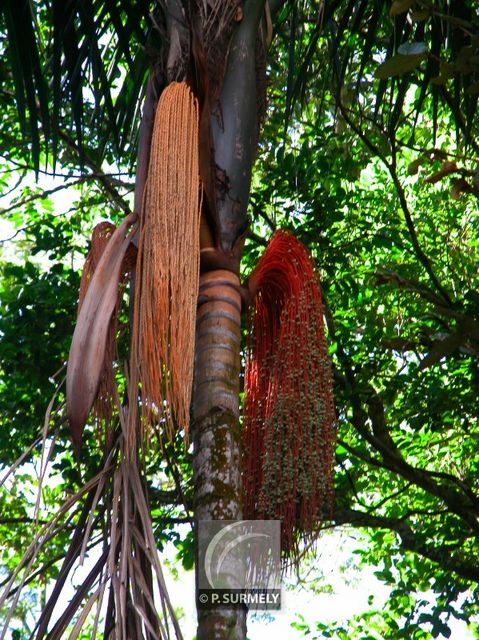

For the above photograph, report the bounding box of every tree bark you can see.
[192,269,246,639]
[190,2,266,638]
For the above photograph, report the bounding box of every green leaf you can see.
[375,53,425,79]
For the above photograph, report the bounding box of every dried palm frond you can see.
[131,81,201,447]
[78,222,117,307]
[195,0,241,103]
[0,385,182,640]
[243,230,335,556]
[67,213,138,452]
[77,222,124,447]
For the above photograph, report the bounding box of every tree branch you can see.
[334,507,479,583]
[57,130,132,215]
[0,176,96,218]
[349,393,479,534]
[247,229,268,247]
[335,98,453,306]
[324,289,479,533]
[388,166,452,306]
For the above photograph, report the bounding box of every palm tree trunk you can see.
[189,2,266,637]
[192,269,246,639]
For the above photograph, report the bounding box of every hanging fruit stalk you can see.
[243,229,335,555]
[129,81,201,451]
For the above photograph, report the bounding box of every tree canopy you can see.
[1,1,479,638]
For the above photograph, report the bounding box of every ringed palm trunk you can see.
[188,1,267,637]
[193,269,245,639]
[158,0,267,636]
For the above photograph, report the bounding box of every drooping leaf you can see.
[375,53,425,79]
[66,213,138,452]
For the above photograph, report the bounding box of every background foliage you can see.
[1,1,479,637]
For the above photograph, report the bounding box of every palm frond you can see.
[279,0,479,147]
[1,0,158,170]
[2,1,49,173]
[0,405,183,640]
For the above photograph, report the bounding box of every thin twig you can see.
[336,98,453,306]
